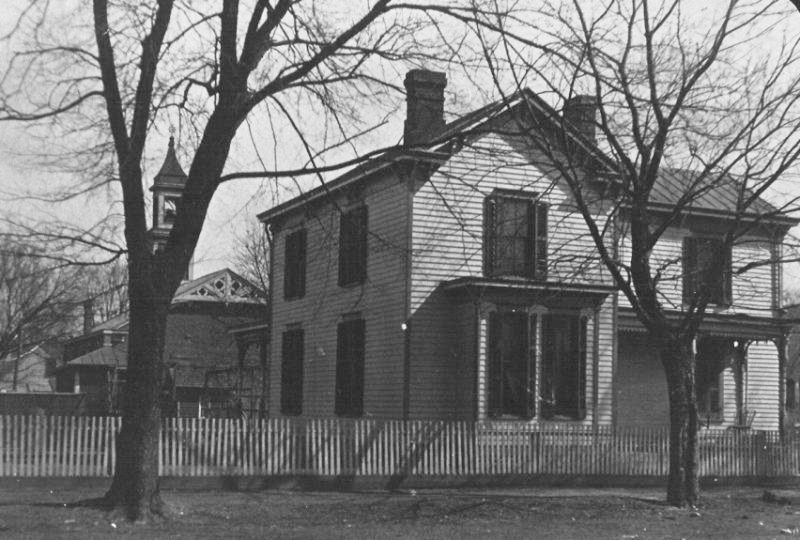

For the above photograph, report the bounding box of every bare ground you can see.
[1,484,800,539]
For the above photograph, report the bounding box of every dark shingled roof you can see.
[650,168,781,218]
[258,87,793,226]
[66,344,127,367]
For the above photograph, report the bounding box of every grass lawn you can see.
[1,485,800,539]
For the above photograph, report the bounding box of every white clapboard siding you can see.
[410,131,616,423]
[268,172,410,418]
[747,340,780,431]
[618,228,776,315]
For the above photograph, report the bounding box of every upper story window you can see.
[284,229,307,299]
[682,236,732,306]
[164,196,179,224]
[338,206,368,286]
[484,190,548,279]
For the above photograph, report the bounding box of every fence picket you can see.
[1,414,800,481]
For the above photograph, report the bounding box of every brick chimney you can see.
[404,69,447,146]
[562,95,597,144]
[82,298,94,335]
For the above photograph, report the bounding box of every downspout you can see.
[265,222,275,417]
[592,304,601,429]
[779,334,787,438]
[402,165,415,420]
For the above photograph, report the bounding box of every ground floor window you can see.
[488,311,536,418]
[541,314,587,420]
[695,337,730,423]
[335,317,365,417]
[487,310,587,420]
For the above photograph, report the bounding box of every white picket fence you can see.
[1,415,798,478]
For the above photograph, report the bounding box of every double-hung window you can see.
[487,311,588,420]
[484,190,548,279]
[284,229,307,299]
[488,311,537,418]
[540,314,588,420]
[339,207,368,286]
[682,236,732,306]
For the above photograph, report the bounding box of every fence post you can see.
[756,431,769,477]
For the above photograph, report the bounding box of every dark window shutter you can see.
[526,201,536,278]
[338,207,368,286]
[723,243,733,306]
[357,207,368,282]
[526,313,538,419]
[351,318,365,416]
[483,196,497,277]
[487,312,501,417]
[280,329,304,415]
[535,203,548,280]
[284,229,307,299]
[335,319,366,417]
[577,316,588,420]
[682,237,697,303]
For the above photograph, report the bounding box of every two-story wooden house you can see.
[258,70,796,431]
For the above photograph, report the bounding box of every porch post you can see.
[778,334,788,438]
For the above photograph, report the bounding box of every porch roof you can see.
[618,307,791,339]
[441,277,616,308]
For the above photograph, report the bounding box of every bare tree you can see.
[232,220,270,294]
[0,0,457,519]
[456,0,800,506]
[0,245,77,363]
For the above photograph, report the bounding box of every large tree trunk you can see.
[660,339,700,507]
[104,274,170,521]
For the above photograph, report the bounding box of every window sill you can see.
[338,279,366,289]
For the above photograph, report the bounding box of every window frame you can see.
[338,206,368,287]
[682,236,732,306]
[335,317,366,417]
[280,327,304,416]
[283,228,307,300]
[163,196,179,224]
[483,189,548,280]
[540,312,588,421]
[487,310,538,419]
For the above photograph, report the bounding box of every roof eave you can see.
[256,149,448,224]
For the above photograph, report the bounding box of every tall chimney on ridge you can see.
[404,69,447,146]
[562,95,597,144]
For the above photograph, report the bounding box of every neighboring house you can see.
[56,140,270,417]
[0,343,60,392]
[784,303,800,426]
[258,69,796,431]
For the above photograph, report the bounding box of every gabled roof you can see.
[65,343,127,367]
[257,86,792,227]
[173,268,266,305]
[648,168,794,225]
[88,312,130,333]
